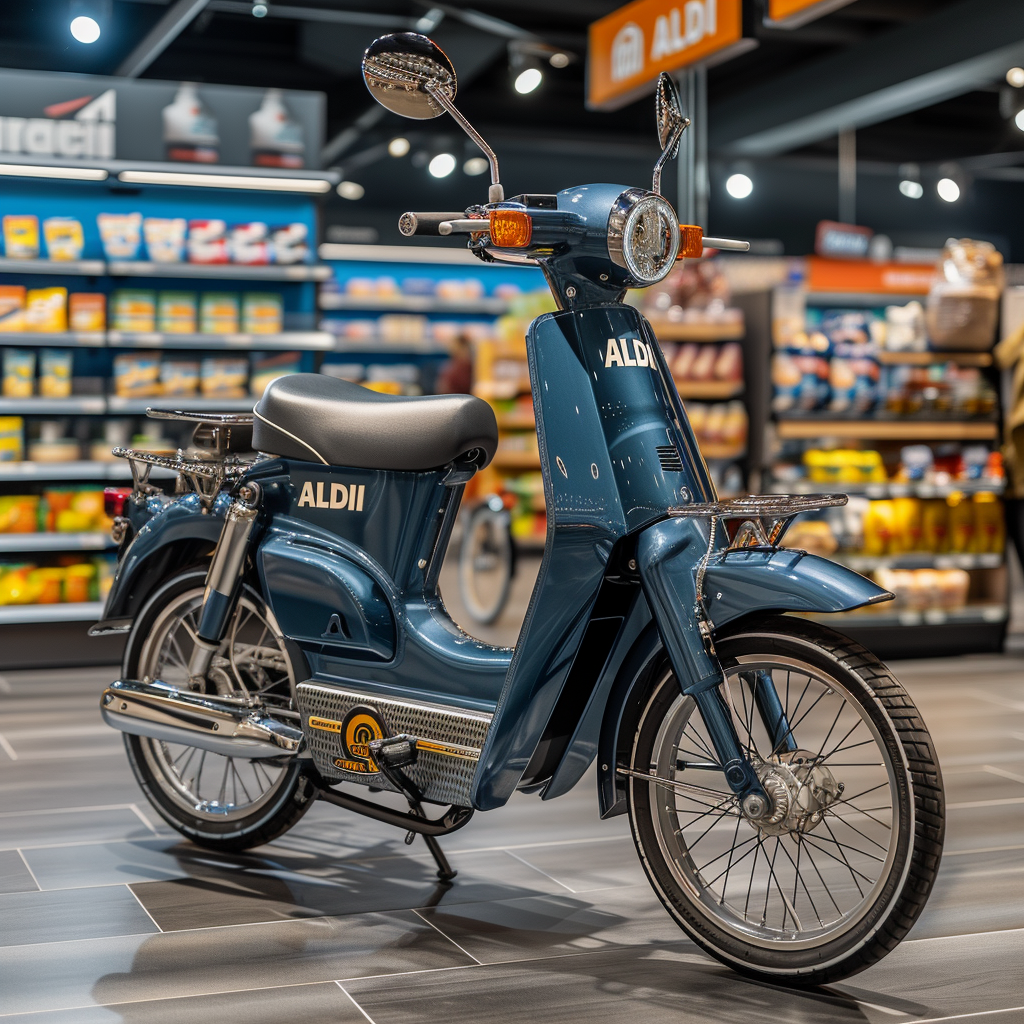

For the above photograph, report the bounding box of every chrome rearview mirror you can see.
[652,73,689,197]
[362,33,504,203]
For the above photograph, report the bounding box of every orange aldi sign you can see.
[588,0,745,110]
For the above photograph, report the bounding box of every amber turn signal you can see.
[679,224,704,259]
[489,210,532,248]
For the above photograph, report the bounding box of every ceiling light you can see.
[0,163,107,181]
[463,156,488,176]
[251,2,268,15]
[428,153,456,178]
[336,180,364,200]
[899,179,923,199]
[937,177,960,203]
[1007,67,1024,88]
[117,170,332,192]
[70,15,100,42]
[725,173,753,199]
[1015,109,1024,131]
[388,137,410,158]
[514,67,543,95]
[549,52,570,68]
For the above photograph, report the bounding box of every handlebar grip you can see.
[398,212,468,237]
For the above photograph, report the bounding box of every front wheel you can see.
[627,615,944,985]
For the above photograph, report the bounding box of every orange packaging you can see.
[973,494,1004,555]
[946,492,975,553]
[69,293,106,333]
[861,500,895,556]
[921,500,948,553]
[891,497,923,554]
[0,285,26,332]
[64,563,95,603]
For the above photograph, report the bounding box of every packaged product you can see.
[781,519,838,556]
[3,215,40,258]
[68,293,106,333]
[28,426,79,461]
[946,492,975,553]
[973,493,1004,554]
[0,285,26,332]
[0,565,38,604]
[162,83,219,163]
[672,343,699,379]
[42,217,84,261]
[891,497,923,554]
[228,223,270,265]
[270,222,309,264]
[30,567,64,604]
[926,239,1003,350]
[0,417,23,462]
[111,290,156,333]
[804,448,886,485]
[187,219,229,264]
[772,281,806,347]
[160,358,200,396]
[2,349,35,398]
[39,349,73,398]
[771,351,828,412]
[885,301,926,352]
[200,292,240,334]
[921,499,949,552]
[25,288,67,332]
[241,292,283,334]
[713,342,743,381]
[200,357,248,397]
[828,342,879,414]
[819,310,875,347]
[0,495,39,533]
[97,212,143,260]
[113,352,161,397]
[143,217,187,263]
[250,89,304,168]
[157,292,198,334]
[250,351,300,396]
[96,554,116,600]
[861,500,895,556]
[49,490,105,533]
[64,562,96,603]
[689,346,717,381]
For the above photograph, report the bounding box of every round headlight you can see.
[608,191,680,286]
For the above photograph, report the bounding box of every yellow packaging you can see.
[973,493,1004,554]
[921,500,948,553]
[241,292,283,334]
[0,495,39,533]
[804,448,886,484]
[25,288,67,332]
[891,497,923,554]
[0,416,23,462]
[29,567,65,604]
[946,492,975,553]
[111,290,156,333]
[0,285,26,331]
[861,500,895,556]
[113,353,161,397]
[200,293,240,334]
[157,292,197,334]
[160,359,199,396]
[64,563,96,603]
[3,349,34,398]
[3,214,39,258]
[42,218,84,261]
[0,565,38,605]
[39,349,72,398]
[69,294,106,333]
[200,357,248,397]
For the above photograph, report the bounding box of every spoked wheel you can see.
[458,500,515,625]
[123,569,316,851]
[627,616,944,985]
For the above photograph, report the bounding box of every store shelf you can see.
[838,552,1003,572]
[675,379,744,399]
[0,532,113,552]
[326,338,451,355]
[107,261,330,281]
[0,331,105,348]
[320,293,509,314]
[0,601,105,625]
[0,257,105,276]
[648,320,745,342]
[804,292,925,307]
[802,602,1007,628]
[0,397,105,414]
[0,461,125,481]
[493,450,542,470]
[108,330,334,350]
[876,350,993,367]
[475,380,532,400]
[776,418,999,441]
[496,412,536,430]
[770,479,1005,498]
[107,396,255,413]
[701,443,746,460]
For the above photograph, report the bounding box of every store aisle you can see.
[0,644,1022,1023]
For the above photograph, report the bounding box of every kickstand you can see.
[405,807,457,882]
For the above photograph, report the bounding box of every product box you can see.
[200,357,248,397]
[25,288,67,333]
[3,349,35,398]
[242,292,283,334]
[111,290,156,333]
[113,352,161,397]
[143,217,187,263]
[270,223,309,264]
[0,286,26,332]
[160,358,200,396]
[157,292,198,334]
[68,293,106,333]
[3,215,40,259]
[97,213,143,260]
[39,349,73,398]
[229,222,270,265]
[0,417,23,462]
[43,218,85,261]
[250,351,300,396]
[200,292,240,334]
[188,219,229,264]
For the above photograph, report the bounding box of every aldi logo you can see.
[297,480,366,511]
[0,89,115,160]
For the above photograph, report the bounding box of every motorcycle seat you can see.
[253,373,499,471]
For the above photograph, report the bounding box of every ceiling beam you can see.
[115,0,210,77]
[710,0,1024,156]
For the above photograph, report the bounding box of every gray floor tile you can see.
[22,838,197,891]
[0,849,38,894]
[509,836,646,892]
[0,806,155,851]
[0,885,158,947]
[0,910,472,1015]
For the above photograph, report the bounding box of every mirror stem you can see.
[427,84,504,203]
[652,119,688,197]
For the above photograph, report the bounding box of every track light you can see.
[428,153,456,178]
[70,16,100,42]
[69,0,109,42]
[507,41,572,97]
[514,65,543,95]
[898,163,923,199]
[388,137,410,157]
[1015,109,1024,132]
[1007,67,1024,88]
[463,156,488,176]
[725,173,753,199]
[251,2,268,16]
[937,177,960,203]
[337,181,364,200]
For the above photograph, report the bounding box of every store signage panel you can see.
[807,257,936,295]
[588,0,744,110]
[0,68,324,168]
[765,0,856,29]
[815,220,873,260]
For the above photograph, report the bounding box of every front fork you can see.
[187,482,261,682]
[636,516,791,817]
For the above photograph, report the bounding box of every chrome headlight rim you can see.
[607,189,680,287]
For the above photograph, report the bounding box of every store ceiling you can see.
[5,0,1024,252]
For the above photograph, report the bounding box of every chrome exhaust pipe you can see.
[100,679,303,759]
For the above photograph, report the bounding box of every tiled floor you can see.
[1,564,1023,1022]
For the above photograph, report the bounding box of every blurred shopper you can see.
[435,331,474,395]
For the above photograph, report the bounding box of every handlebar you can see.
[398,212,469,237]
[702,237,750,251]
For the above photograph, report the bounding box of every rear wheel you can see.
[458,500,515,625]
[626,616,944,985]
[123,568,317,851]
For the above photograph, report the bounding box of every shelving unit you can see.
[0,601,105,625]
[0,532,114,552]
[107,330,333,350]
[776,419,999,441]
[647,320,745,342]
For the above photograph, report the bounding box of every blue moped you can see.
[95,32,944,985]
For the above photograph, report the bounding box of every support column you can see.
[838,127,857,224]
[677,67,708,227]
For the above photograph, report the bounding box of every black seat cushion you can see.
[253,373,499,471]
